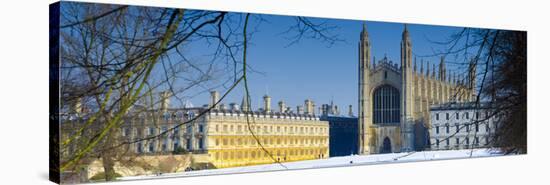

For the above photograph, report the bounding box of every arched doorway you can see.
[381,137,392,153]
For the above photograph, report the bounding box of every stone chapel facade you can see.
[358,24,476,154]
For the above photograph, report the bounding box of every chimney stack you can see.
[312,101,316,115]
[219,103,226,110]
[160,91,171,112]
[210,91,220,110]
[348,105,353,117]
[263,95,271,113]
[278,100,286,113]
[321,104,328,116]
[71,97,83,114]
[229,103,238,111]
[304,99,314,115]
[241,94,249,112]
[297,105,304,114]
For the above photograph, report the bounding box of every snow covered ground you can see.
[118,149,504,181]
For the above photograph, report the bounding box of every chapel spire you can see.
[402,24,410,40]
[359,22,371,69]
[432,64,436,77]
[414,57,417,72]
[400,23,415,152]
[241,93,250,112]
[401,24,412,68]
[426,62,430,76]
[420,59,424,74]
[439,56,446,80]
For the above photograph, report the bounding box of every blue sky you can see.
[168,13,466,113]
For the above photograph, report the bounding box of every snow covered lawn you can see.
[119,148,504,181]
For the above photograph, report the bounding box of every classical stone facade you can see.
[429,102,500,150]
[61,92,329,174]
[127,94,330,169]
[206,109,329,168]
[358,24,476,154]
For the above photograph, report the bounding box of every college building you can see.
[319,102,359,157]
[429,102,501,150]
[357,23,477,154]
[61,91,330,175]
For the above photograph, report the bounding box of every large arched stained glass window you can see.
[373,85,400,124]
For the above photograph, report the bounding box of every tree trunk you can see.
[102,155,116,181]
